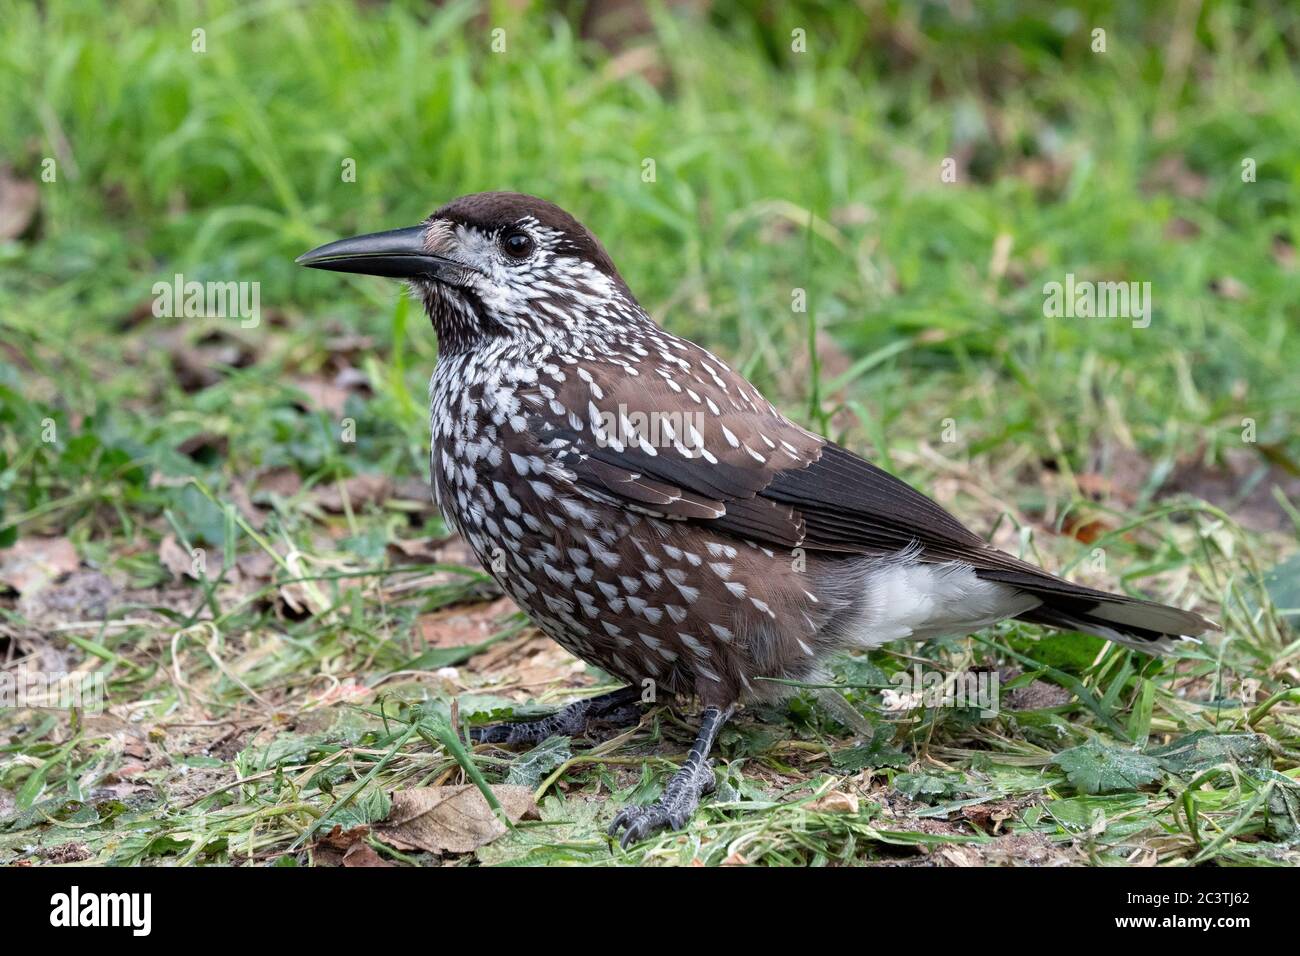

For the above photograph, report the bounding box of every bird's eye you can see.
[502,231,534,259]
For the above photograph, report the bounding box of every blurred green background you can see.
[1,0,1298,869]
[2,0,1297,546]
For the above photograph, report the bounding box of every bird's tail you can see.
[1018,592,1218,654]
[979,568,1218,655]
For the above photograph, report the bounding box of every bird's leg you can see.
[608,703,734,848]
[470,685,643,746]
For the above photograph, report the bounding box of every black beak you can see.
[295,225,462,281]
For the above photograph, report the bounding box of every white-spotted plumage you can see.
[406,192,1220,709]
[301,190,1218,845]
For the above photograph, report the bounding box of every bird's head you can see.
[297,191,640,352]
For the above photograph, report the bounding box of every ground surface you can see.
[1,1,1298,866]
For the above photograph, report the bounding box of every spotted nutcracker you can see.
[297,192,1217,847]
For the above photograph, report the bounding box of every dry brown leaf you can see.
[809,791,860,814]
[375,785,538,854]
[939,845,982,867]
[1272,235,1295,270]
[313,824,395,867]
[1143,154,1207,199]
[320,823,368,850]
[1059,512,1111,545]
[0,165,39,240]
[960,797,1031,832]
[418,596,517,648]
[320,333,376,364]
[292,377,351,416]
[165,328,256,393]
[386,535,450,564]
[253,466,303,499]
[17,570,116,638]
[1159,447,1300,534]
[1209,276,1249,300]
[227,478,263,528]
[305,680,372,708]
[158,533,197,581]
[341,842,394,867]
[393,476,434,501]
[314,474,393,513]
[601,44,664,85]
[236,549,276,582]
[0,536,79,594]
[176,431,228,460]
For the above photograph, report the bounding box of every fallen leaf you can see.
[1209,276,1248,300]
[236,549,276,582]
[321,333,376,363]
[387,534,452,564]
[1146,731,1271,775]
[341,842,394,867]
[939,845,981,867]
[320,823,367,850]
[158,533,198,581]
[601,44,662,85]
[1059,512,1110,545]
[253,466,303,499]
[504,736,572,789]
[123,738,150,760]
[809,791,860,814]
[1164,216,1200,240]
[17,569,116,635]
[960,797,1030,831]
[314,474,393,513]
[418,596,517,648]
[375,785,539,854]
[1143,154,1207,199]
[306,681,373,708]
[227,478,262,527]
[0,536,79,594]
[1159,448,1300,533]
[176,432,228,460]
[291,377,351,417]
[312,824,395,867]
[164,328,256,393]
[333,365,372,394]
[1272,235,1295,270]
[0,166,39,240]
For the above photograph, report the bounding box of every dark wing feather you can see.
[521,345,1214,638]
[763,442,988,552]
[760,442,1215,637]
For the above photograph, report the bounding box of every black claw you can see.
[607,706,733,849]
[608,765,718,847]
[610,805,669,849]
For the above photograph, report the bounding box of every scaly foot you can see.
[471,686,642,746]
[608,704,733,848]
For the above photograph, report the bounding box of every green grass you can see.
[0,0,1297,866]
